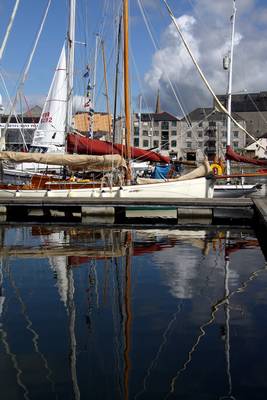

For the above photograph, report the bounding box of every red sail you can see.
[67,133,169,163]
[226,145,267,166]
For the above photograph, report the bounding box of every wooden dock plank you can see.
[0,197,254,208]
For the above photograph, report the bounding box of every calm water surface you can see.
[0,225,266,399]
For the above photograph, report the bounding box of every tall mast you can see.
[123,0,132,182]
[226,0,237,176]
[101,40,112,142]
[91,34,99,138]
[138,94,142,137]
[66,0,76,134]
[113,15,122,143]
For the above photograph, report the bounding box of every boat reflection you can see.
[0,225,265,399]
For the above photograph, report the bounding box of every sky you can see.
[0,0,267,118]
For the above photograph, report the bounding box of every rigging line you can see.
[134,302,183,400]
[138,0,191,126]
[6,260,56,392]
[246,91,267,126]
[134,236,210,400]
[3,0,52,143]
[179,108,216,151]
[0,0,20,62]
[162,0,265,151]
[164,261,267,399]
[0,327,30,400]
[0,71,29,150]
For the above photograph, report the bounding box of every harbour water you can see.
[0,224,266,399]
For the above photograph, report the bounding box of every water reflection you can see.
[0,225,266,399]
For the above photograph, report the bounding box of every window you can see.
[154,130,159,136]
[233,141,239,148]
[208,130,216,138]
[187,142,192,148]
[134,127,139,136]
[222,131,227,137]
[171,131,176,136]
[171,140,177,147]
[209,121,216,127]
[154,121,159,127]
[143,130,148,136]
[134,138,139,147]
[161,121,169,130]
[143,139,149,147]
[161,131,169,150]
[153,140,159,147]
[233,131,239,138]
[187,132,192,138]
[198,131,203,138]
[171,121,177,127]
[198,141,203,147]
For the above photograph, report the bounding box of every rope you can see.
[161,0,265,151]
[138,0,192,127]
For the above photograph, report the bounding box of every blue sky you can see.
[1,0,267,117]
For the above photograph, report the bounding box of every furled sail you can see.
[67,133,170,163]
[136,158,211,184]
[0,151,126,171]
[226,145,267,166]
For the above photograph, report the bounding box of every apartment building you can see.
[216,91,267,142]
[132,107,246,161]
[180,108,247,161]
[132,111,181,158]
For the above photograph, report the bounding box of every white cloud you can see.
[143,0,267,116]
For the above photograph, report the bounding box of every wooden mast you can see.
[123,0,132,183]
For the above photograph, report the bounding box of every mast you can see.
[223,231,234,399]
[91,34,99,138]
[226,0,237,176]
[123,0,132,183]
[101,40,112,142]
[66,0,76,134]
[138,94,142,138]
[113,14,122,143]
[123,232,132,400]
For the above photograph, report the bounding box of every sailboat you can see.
[0,0,214,200]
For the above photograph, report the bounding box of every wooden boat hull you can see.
[0,177,214,199]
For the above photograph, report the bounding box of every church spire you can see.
[155,89,161,114]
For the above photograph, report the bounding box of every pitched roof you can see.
[135,111,179,122]
[22,105,42,118]
[182,107,245,122]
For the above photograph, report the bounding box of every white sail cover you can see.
[32,45,67,147]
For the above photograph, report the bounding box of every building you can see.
[132,111,181,158]
[0,106,41,150]
[180,108,247,161]
[74,112,112,139]
[216,91,267,141]
[245,132,267,159]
